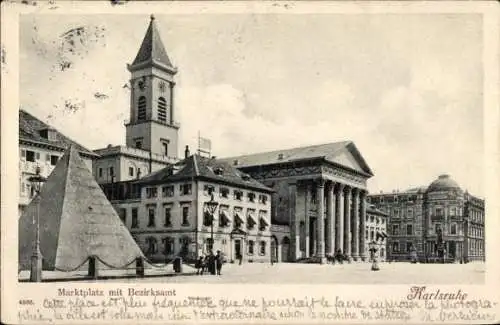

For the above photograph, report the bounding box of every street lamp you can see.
[368,240,380,271]
[28,165,46,282]
[205,192,219,253]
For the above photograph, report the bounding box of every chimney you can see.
[184,145,190,159]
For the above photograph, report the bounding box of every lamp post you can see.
[368,240,380,271]
[205,192,219,275]
[205,192,219,252]
[28,165,46,282]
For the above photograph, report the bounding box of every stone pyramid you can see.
[18,146,144,271]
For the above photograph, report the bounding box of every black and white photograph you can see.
[2,1,499,324]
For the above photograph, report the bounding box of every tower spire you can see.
[129,14,176,73]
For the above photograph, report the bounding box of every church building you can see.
[93,15,180,191]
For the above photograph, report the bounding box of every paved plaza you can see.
[82,261,484,284]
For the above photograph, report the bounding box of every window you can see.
[407,208,413,218]
[406,224,413,236]
[26,150,35,162]
[365,229,369,240]
[99,168,103,178]
[259,194,268,204]
[136,141,142,149]
[119,208,126,223]
[206,238,214,252]
[450,207,456,216]
[435,224,441,234]
[248,192,256,203]
[138,96,146,121]
[162,186,174,197]
[158,97,167,123]
[393,208,400,218]
[248,240,254,255]
[392,241,399,252]
[50,155,59,166]
[146,237,157,255]
[260,241,266,255]
[146,187,158,198]
[370,229,374,241]
[163,237,174,255]
[162,142,168,156]
[435,207,443,216]
[109,167,114,177]
[129,167,134,177]
[406,242,412,252]
[182,207,189,225]
[450,223,457,235]
[180,184,192,195]
[36,152,40,160]
[137,168,142,178]
[21,149,26,160]
[164,207,172,227]
[220,187,229,198]
[148,208,156,227]
[234,190,243,201]
[204,185,215,196]
[392,225,399,235]
[131,208,139,228]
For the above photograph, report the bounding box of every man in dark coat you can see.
[215,250,223,275]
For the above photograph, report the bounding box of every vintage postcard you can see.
[1,0,499,324]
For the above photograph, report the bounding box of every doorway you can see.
[234,239,242,259]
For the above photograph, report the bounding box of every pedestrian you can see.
[208,251,216,275]
[196,256,204,275]
[215,250,223,275]
[202,255,210,275]
[237,253,243,265]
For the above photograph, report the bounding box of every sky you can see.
[19,13,484,196]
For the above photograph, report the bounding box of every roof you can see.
[427,174,461,193]
[220,141,373,177]
[19,109,98,158]
[18,146,144,271]
[136,154,274,193]
[131,15,175,70]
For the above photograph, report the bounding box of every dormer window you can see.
[241,174,251,181]
[233,160,239,166]
[220,187,229,198]
[38,127,57,141]
[248,192,256,203]
[214,167,224,175]
[278,153,284,160]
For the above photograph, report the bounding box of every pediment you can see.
[325,142,373,176]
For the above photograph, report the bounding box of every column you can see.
[335,183,344,254]
[305,182,311,258]
[326,181,335,256]
[316,179,326,262]
[344,186,352,259]
[359,190,367,261]
[351,188,360,261]
[288,181,299,261]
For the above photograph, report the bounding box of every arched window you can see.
[137,96,146,121]
[158,97,167,123]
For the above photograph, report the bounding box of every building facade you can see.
[104,152,274,263]
[365,204,389,262]
[368,174,485,262]
[92,15,179,185]
[19,109,98,216]
[220,142,374,263]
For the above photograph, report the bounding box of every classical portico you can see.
[290,178,368,263]
[219,141,374,263]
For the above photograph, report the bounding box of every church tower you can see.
[126,15,179,158]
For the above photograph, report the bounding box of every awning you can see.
[234,212,244,225]
[220,210,231,224]
[247,212,257,226]
[204,210,217,221]
[259,216,270,227]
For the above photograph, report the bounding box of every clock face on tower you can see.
[159,81,166,93]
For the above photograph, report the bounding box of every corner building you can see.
[368,174,485,262]
[220,142,374,263]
